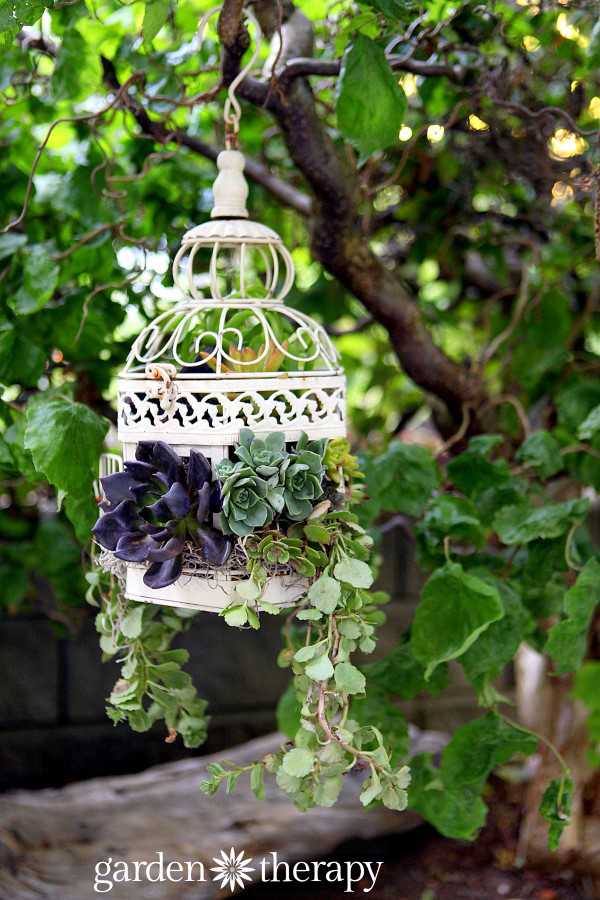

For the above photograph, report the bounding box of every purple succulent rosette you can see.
[93,441,232,589]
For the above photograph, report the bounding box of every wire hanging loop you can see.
[198,5,263,150]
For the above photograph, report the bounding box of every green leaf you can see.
[360,769,382,806]
[363,639,450,700]
[314,774,344,807]
[0,0,45,42]
[234,579,261,601]
[361,442,441,521]
[545,559,600,674]
[381,783,408,810]
[557,381,600,433]
[303,523,331,544]
[142,0,170,43]
[493,497,590,544]
[294,644,319,663]
[572,662,600,754]
[409,713,537,840]
[516,431,563,478]
[333,558,373,589]
[0,233,27,260]
[120,606,145,639]
[352,685,410,760]
[296,608,322,621]
[447,435,510,496]
[408,753,487,840]
[64,491,98,543]
[334,661,366,694]
[250,763,266,803]
[305,653,334,681]
[24,395,108,507]
[223,605,249,627]
[0,323,45,387]
[307,574,341,613]
[539,776,574,852]
[360,0,406,21]
[52,28,102,100]
[411,563,504,679]
[276,680,302,738]
[577,404,600,441]
[441,712,537,797]
[460,578,529,690]
[415,496,487,567]
[281,747,315,778]
[335,34,407,163]
[10,245,59,315]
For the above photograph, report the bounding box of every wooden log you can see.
[0,729,446,899]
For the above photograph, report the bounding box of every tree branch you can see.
[218,0,488,428]
[100,57,311,217]
[280,55,459,80]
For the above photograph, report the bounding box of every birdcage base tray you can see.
[124,565,308,612]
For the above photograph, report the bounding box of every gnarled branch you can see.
[218,0,488,429]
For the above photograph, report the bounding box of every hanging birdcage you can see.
[94,10,346,612]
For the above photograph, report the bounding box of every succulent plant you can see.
[234,429,286,474]
[199,341,287,374]
[323,437,363,486]
[281,432,327,520]
[93,441,232,589]
[215,458,283,537]
[216,430,327,534]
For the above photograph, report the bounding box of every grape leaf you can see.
[10,245,59,315]
[447,435,510,496]
[143,0,170,43]
[409,713,537,840]
[577,404,600,441]
[493,497,590,544]
[460,578,530,690]
[539,776,574,851]
[545,559,600,674]
[360,441,441,521]
[516,430,563,478]
[24,395,108,501]
[336,34,407,163]
[362,639,450,699]
[411,563,504,678]
[52,28,102,101]
[0,323,45,386]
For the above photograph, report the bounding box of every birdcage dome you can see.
[117,151,346,453]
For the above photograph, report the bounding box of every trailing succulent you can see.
[94,431,410,816]
[93,441,231,588]
[216,429,328,536]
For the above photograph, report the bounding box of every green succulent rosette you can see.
[216,430,327,535]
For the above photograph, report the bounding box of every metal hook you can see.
[198,4,263,148]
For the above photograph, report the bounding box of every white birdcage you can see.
[97,9,346,611]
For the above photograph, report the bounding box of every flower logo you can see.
[210,848,255,892]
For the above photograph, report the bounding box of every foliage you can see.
[201,440,411,811]
[92,571,209,747]
[0,0,599,857]
[93,441,230,588]
[216,429,327,535]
